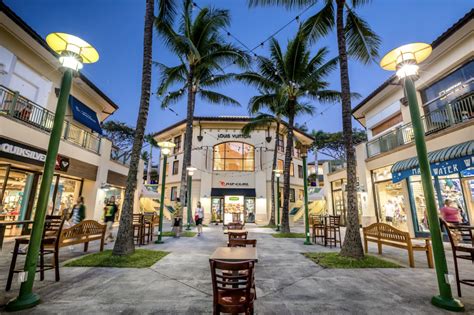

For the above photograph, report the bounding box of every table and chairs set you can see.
[311,214,342,248]
[209,222,258,314]
[133,212,158,246]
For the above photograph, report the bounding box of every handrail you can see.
[0,85,101,153]
[367,92,473,158]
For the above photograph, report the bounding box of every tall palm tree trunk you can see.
[269,121,280,226]
[113,0,154,256]
[179,66,196,223]
[147,145,153,184]
[281,110,294,233]
[314,149,319,187]
[336,0,363,259]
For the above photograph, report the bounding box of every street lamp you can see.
[380,43,463,312]
[6,33,98,312]
[299,145,312,245]
[186,166,197,230]
[273,169,282,231]
[155,141,176,244]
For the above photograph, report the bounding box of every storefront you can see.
[210,188,256,224]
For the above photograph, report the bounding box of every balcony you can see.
[0,85,101,153]
[367,92,474,158]
[110,146,131,165]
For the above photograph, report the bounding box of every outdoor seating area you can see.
[310,215,342,248]
[133,213,158,245]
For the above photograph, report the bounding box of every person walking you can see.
[439,199,462,224]
[104,196,119,242]
[173,197,182,238]
[195,201,204,236]
[70,196,86,226]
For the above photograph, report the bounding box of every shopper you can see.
[70,196,86,226]
[173,197,182,238]
[104,196,119,242]
[195,201,204,236]
[439,199,462,223]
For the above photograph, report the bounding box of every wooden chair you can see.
[142,213,155,243]
[6,215,65,291]
[325,215,342,248]
[440,219,474,297]
[311,215,326,245]
[209,259,256,315]
[228,239,257,248]
[228,231,248,241]
[133,213,145,245]
[227,222,243,231]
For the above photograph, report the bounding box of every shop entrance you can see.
[211,195,256,225]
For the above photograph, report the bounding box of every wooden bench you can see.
[363,223,433,268]
[59,220,106,252]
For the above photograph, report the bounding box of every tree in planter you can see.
[113,0,177,256]
[156,0,250,220]
[237,30,340,233]
[311,128,367,162]
[241,95,287,226]
[249,0,380,259]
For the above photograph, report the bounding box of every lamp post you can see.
[300,145,312,245]
[273,169,282,231]
[6,33,98,312]
[186,167,197,230]
[380,43,463,312]
[155,141,176,244]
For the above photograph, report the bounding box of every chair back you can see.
[143,213,155,223]
[440,219,462,248]
[209,259,254,305]
[43,215,66,247]
[228,231,248,241]
[311,215,324,226]
[228,222,243,230]
[328,215,341,227]
[228,239,257,248]
[133,213,144,225]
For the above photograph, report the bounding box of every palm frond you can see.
[302,0,334,43]
[345,7,381,64]
[199,90,240,106]
[241,113,276,135]
[248,0,315,9]
[156,0,177,27]
[160,89,186,109]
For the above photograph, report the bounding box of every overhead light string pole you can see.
[6,33,99,312]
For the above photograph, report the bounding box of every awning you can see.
[391,140,474,183]
[211,188,256,197]
[69,96,103,134]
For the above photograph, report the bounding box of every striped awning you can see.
[391,140,474,183]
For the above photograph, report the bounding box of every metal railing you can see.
[367,92,474,158]
[0,85,101,153]
[328,160,345,173]
[110,146,131,165]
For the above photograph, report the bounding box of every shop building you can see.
[324,9,474,236]
[0,3,142,226]
[153,116,314,225]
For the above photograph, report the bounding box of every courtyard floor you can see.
[0,224,473,314]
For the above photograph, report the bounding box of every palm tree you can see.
[249,0,379,258]
[241,95,287,227]
[113,0,177,256]
[144,134,159,184]
[237,30,339,233]
[157,0,250,218]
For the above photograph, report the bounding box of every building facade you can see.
[325,10,474,236]
[0,3,142,226]
[154,117,314,225]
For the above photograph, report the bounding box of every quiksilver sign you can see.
[0,137,46,166]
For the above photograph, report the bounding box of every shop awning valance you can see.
[69,96,103,134]
[391,140,474,183]
[211,188,256,197]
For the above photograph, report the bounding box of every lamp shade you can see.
[380,43,432,71]
[46,33,99,64]
[187,167,197,176]
[158,141,176,156]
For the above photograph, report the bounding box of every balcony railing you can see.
[328,160,345,173]
[110,146,131,165]
[0,85,101,153]
[367,92,474,158]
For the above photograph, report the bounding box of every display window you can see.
[0,167,29,221]
[245,197,255,223]
[213,142,255,171]
[224,195,244,224]
[211,197,223,223]
[52,177,83,217]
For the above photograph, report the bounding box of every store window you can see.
[277,159,284,171]
[372,166,408,231]
[172,160,179,175]
[277,134,284,152]
[290,188,295,202]
[213,142,255,171]
[245,197,255,223]
[290,163,294,177]
[52,177,83,217]
[331,179,347,225]
[294,148,301,158]
[173,135,181,154]
[298,189,304,201]
[170,186,178,201]
[298,165,303,178]
[0,167,29,222]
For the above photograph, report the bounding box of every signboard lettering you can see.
[217,133,251,139]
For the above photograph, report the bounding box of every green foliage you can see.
[303,252,402,269]
[311,128,367,161]
[65,250,169,268]
[102,120,135,151]
[162,231,197,237]
[259,224,278,229]
[271,232,306,238]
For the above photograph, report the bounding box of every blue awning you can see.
[69,96,102,134]
[391,141,474,183]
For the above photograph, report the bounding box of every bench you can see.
[59,220,106,252]
[363,223,434,268]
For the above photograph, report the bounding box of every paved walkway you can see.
[0,224,473,314]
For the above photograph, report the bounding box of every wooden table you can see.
[0,220,34,250]
[210,247,258,262]
[224,229,246,235]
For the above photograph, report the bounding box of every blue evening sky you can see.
[6,0,473,135]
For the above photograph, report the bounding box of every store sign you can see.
[392,156,474,183]
[217,133,251,139]
[56,156,70,172]
[212,172,255,188]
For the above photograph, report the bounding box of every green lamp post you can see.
[155,141,175,244]
[299,145,312,245]
[6,33,99,312]
[186,167,197,230]
[273,169,282,231]
[380,43,463,312]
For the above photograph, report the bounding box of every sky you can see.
[6,0,473,137]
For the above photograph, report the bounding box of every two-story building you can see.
[0,2,142,225]
[325,9,473,237]
[154,116,314,225]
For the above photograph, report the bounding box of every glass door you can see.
[244,197,255,223]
